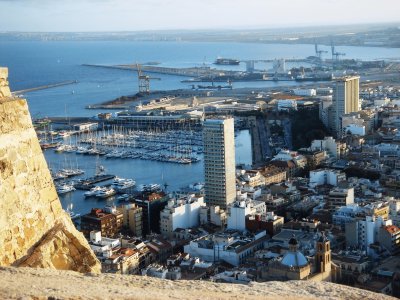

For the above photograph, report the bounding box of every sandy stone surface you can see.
[0,266,395,300]
[0,69,100,273]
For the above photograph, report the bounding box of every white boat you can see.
[95,188,117,199]
[117,194,130,202]
[76,146,89,154]
[65,204,81,220]
[84,186,106,197]
[52,171,68,181]
[60,168,85,177]
[59,131,72,138]
[111,177,136,191]
[140,183,161,192]
[56,184,76,195]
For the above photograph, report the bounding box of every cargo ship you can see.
[214,57,240,65]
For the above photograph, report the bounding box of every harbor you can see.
[6,40,400,219]
[47,127,204,164]
[41,125,251,216]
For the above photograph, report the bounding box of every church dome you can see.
[281,250,308,268]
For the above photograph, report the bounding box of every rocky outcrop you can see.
[0,266,394,300]
[0,67,11,98]
[0,67,100,273]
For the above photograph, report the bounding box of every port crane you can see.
[314,44,328,60]
[135,64,160,94]
[330,43,346,61]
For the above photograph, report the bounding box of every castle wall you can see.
[0,67,100,273]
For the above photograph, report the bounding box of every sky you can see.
[0,0,399,32]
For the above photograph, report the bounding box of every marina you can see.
[48,127,204,165]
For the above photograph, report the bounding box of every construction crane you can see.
[135,64,160,94]
[314,44,328,60]
[330,43,346,61]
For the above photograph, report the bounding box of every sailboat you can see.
[65,203,81,220]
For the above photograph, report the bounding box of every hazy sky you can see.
[0,0,399,32]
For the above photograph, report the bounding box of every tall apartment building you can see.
[332,76,360,136]
[203,117,236,209]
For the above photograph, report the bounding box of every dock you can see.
[82,64,225,78]
[13,80,78,95]
[74,174,116,190]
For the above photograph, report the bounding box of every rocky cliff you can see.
[0,67,100,273]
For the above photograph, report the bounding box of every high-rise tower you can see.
[203,117,236,209]
[332,76,360,136]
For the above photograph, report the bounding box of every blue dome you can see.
[281,251,308,267]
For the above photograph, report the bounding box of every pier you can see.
[82,64,226,78]
[13,80,78,95]
[74,174,116,190]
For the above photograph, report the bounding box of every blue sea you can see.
[1,40,399,214]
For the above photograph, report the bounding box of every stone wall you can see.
[0,67,11,98]
[0,67,100,273]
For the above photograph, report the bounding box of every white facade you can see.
[309,169,346,188]
[74,122,98,132]
[343,124,365,136]
[160,195,205,238]
[89,231,121,258]
[227,200,266,231]
[293,88,317,97]
[203,118,236,209]
[310,136,341,159]
[346,216,392,255]
[184,231,267,266]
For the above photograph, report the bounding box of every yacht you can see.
[76,146,89,154]
[56,184,76,195]
[84,186,106,197]
[141,183,161,192]
[60,168,85,177]
[65,204,81,220]
[52,171,68,181]
[95,188,117,199]
[111,177,136,191]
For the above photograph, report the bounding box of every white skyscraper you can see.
[332,76,360,136]
[203,117,236,209]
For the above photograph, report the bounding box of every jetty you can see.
[82,64,222,78]
[74,174,116,190]
[13,80,78,95]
